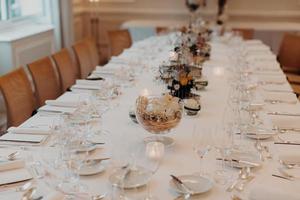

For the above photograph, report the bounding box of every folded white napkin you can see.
[257,75,286,84]
[76,79,103,86]
[0,133,46,143]
[249,184,300,200]
[0,160,25,172]
[263,92,298,104]
[45,100,81,108]
[8,127,51,135]
[271,115,300,130]
[278,152,300,165]
[95,66,116,74]
[71,84,100,90]
[262,83,293,93]
[0,168,32,186]
[38,105,77,114]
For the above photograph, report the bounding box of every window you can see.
[0,0,45,21]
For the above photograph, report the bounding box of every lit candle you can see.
[146,142,165,161]
[141,88,149,97]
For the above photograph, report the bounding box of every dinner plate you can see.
[144,136,174,147]
[279,167,300,179]
[278,133,300,143]
[226,150,262,168]
[109,166,152,189]
[169,175,213,195]
[78,161,106,176]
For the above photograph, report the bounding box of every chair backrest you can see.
[278,33,300,69]
[52,49,77,92]
[28,57,61,107]
[0,68,36,127]
[72,41,94,79]
[108,29,132,56]
[232,28,254,40]
[85,37,99,67]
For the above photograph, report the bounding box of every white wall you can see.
[72,0,300,62]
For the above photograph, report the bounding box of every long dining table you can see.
[1,32,300,200]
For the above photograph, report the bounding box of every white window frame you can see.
[0,0,51,30]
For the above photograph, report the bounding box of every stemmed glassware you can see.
[192,125,211,176]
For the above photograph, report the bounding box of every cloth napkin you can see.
[0,168,32,186]
[262,83,293,93]
[278,152,300,165]
[0,133,47,143]
[0,190,64,200]
[45,100,81,108]
[0,160,25,172]
[263,92,298,104]
[38,105,77,114]
[271,115,300,130]
[249,184,300,200]
[71,84,101,90]
[257,75,286,84]
[76,79,103,86]
[7,126,51,135]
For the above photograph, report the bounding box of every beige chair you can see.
[278,33,300,74]
[52,49,77,92]
[0,68,36,127]
[108,29,132,56]
[233,28,254,40]
[28,57,61,107]
[72,41,94,79]
[85,37,100,68]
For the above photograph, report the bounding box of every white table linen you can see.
[2,34,300,199]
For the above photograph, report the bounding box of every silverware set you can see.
[227,167,254,192]
[264,99,296,104]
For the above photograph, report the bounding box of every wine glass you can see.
[213,121,233,185]
[192,125,211,175]
[142,142,165,200]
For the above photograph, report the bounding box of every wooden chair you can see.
[156,27,169,35]
[85,37,100,68]
[52,49,77,92]
[72,41,94,79]
[0,68,36,127]
[108,29,132,56]
[278,33,300,74]
[28,57,61,107]
[232,28,254,40]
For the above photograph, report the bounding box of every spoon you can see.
[91,193,106,200]
[254,141,265,161]
[279,160,300,169]
[16,182,33,192]
[21,187,36,200]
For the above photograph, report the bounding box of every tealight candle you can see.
[146,142,165,161]
[141,88,149,97]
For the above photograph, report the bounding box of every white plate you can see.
[169,175,213,195]
[109,166,152,189]
[226,151,262,168]
[78,162,106,176]
[278,133,300,143]
[279,167,300,178]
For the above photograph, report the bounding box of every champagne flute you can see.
[192,125,211,176]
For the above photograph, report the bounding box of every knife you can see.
[216,158,260,167]
[170,175,193,194]
[274,142,300,146]
[272,174,293,181]
[268,112,300,117]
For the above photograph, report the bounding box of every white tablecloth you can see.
[3,34,300,200]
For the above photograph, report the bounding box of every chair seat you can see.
[287,73,300,84]
[290,83,300,96]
